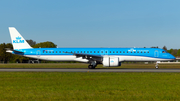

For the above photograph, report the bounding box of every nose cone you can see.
[169,54,176,60]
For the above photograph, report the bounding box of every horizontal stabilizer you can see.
[5,48,24,53]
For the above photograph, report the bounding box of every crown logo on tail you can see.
[16,36,21,40]
[13,36,24,43]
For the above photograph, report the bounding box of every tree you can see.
[167,49,173,54]
[26,39,36,47]
[176,49,180,57]
[162,46,167,51]
[171,49,178,57]
[33,41,57,48]
[0,43,14,63]
[0,43,6,62]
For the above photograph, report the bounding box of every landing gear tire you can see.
[88,65,95,69]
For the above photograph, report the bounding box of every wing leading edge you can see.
[64,52,102,62]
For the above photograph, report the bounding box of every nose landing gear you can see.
[155,61,160,69]
[155,64,158,69]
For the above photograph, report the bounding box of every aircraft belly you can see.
[112,55,172,61]
[25,55,77,61]
[25,55,89,62]
[24,55,172,62]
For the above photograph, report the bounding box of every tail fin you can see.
[9,27,32,49]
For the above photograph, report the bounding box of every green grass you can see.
[0,72,180,100]
[0,63,180,68]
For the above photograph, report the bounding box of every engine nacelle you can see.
[102,57,121,67]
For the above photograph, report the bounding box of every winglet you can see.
[9,27,32,49]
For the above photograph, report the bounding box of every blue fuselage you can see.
[13,48,175,62]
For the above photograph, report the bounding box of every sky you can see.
[0,0,180,49]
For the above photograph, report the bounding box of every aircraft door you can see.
[36,50,41,57]
[154,50,159,57]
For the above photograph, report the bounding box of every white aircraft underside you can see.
[25,55,172,62]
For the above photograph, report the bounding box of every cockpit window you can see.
[162,51,166,53]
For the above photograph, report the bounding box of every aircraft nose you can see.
[170,54,176,60]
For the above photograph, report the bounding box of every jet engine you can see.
[102,57,121,67]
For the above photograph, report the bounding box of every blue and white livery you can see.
[6,27,175,69]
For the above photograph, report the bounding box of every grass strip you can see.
[0,72,180,100]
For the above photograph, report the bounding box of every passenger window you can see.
[123,51,125,53]
[90,51,92,53]
[106,51,107,53]
[131,51,132,53]
[116,51,118,53]
[101,51,103,53]
[148,51,149,53]
[134,51,136,53]
[98,51,99,53]
[127,51,128,53]
[94,51,96,53]
[110,51,111,53]
[144,51,146,53]
[120,51,121,53]
[84,51,85,53]
[141,51,142,53]
[46,51,48,53]
[137,51,139,53]
[49,51,51,53]
[113,51,115,53]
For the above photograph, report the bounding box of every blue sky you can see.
[0,0,180,49]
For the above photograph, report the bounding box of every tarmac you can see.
[1,68,180,72]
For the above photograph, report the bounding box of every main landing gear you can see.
[88,61,97,69]
[88,65,95,69]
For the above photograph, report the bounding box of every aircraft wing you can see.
[64,52,102,62]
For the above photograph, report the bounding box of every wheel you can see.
[88,65,92,69]
[155,66,158,69]
[88,65,95,69]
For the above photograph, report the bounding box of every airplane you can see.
[6,27,176,69]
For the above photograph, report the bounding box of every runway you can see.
[1,68,180,72]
